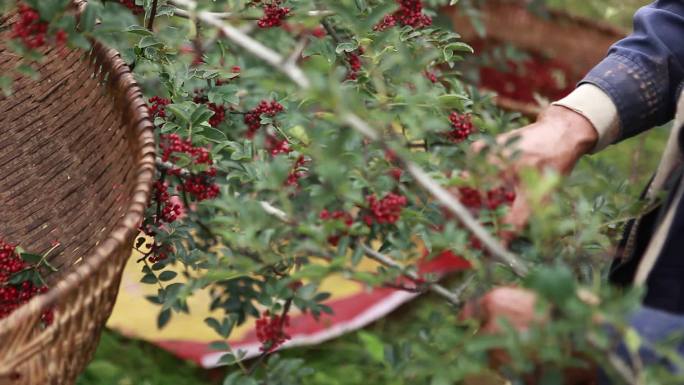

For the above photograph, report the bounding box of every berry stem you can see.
[147,0,159,31]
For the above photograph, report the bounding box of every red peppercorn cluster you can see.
[373,0,432,31]
[266,137,292,157]
[179,173,220,201]
[257,1,291,29]
[117,0,144,15]
[153,181,183,223]
[424,69,438,83]
[445,112,475,143]
[286,155,308,187]
[457,186,515,211]
[320,209,354,246]
[11,4,67,49]
[149,96,171,119]
[160,133,212,166]
[345,51,362,80]
[149,243,173,263]
[384,150,403,181]
[244,100,285,138]
[159,134,220,201]
[0,241,51,323]
[363,193,408,226]
[255,311,291,352]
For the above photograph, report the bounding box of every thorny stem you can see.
[147,0,159,31]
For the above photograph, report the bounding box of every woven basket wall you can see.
[0,6,155,385]
[445,0,627,116]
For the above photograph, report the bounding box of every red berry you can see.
[244,100,284,138]
[374,0,432,31]
[364,193,407,226]
[149,96,171,119]
[445,112,475,143]
[255,311,291,352]
[257,1,291,29]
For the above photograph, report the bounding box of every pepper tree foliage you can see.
[2,0,682,384]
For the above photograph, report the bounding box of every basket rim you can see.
[0,28,155,331]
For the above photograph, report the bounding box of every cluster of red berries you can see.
[424,69,438,84]
[458,186,515,211]
[345,51,363,80]
[0,241,52,324]
[320,209,354,245]
[149,96,171,119]
[266,136,292,156]
[159,134,220,201]
[193,92,226,128]
[179,173,220,201]
[160,133,212,166]
[244,100,285,138]
[363,193,408,226]
[117,0,144,15]
[479,54,574,103]
[255,311,291,352]
[445,112,475,143]
[153,181,183,223]
[11,4,67,49]
[286,156,308,187]
[374,0,432,31]
[149,243,173,263]
[384,150,403,181]
[257,0,291,29]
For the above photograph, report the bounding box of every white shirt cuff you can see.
[552,84,620,153]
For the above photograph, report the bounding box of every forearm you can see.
[579,1,684,141]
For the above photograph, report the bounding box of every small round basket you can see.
[0,5,155,385]
[445,0,627,116]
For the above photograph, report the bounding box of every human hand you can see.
[473,105,599,231]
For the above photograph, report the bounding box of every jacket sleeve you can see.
[580,0,684,143]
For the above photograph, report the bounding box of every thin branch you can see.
[361,244,463,305]
[147,0,159,30]
[320,18,342,44]
[170,0,529,278]
[177,1,310,88]
[168,1,334,20]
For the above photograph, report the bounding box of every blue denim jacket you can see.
[581,2,684,382]
[581,0,684,142]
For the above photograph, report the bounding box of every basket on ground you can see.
[0,7,155,385]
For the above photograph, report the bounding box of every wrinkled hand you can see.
[461,286,539,333]
[461,287,597,385]
[473,105,599,231]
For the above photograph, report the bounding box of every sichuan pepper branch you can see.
[171,0,530,278]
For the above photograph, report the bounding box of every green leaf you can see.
[138,35,163,49]
[335,41,359,54]
[141,273,158,284]
[158,271,177,282]
[157,308,172,329]
[358,331,385,363]
[20,252,42,264]
[127,25,154,36]
[200,127,227,143]
[437,94,468,109]
[444,42,474,54]
[208,85,239,106]
[190,104,214,127]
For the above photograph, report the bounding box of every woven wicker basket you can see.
[445,0,627,116]
[0,6,155,385]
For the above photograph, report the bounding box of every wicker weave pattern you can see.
[0,9,155,385]
[445,0,626,116]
